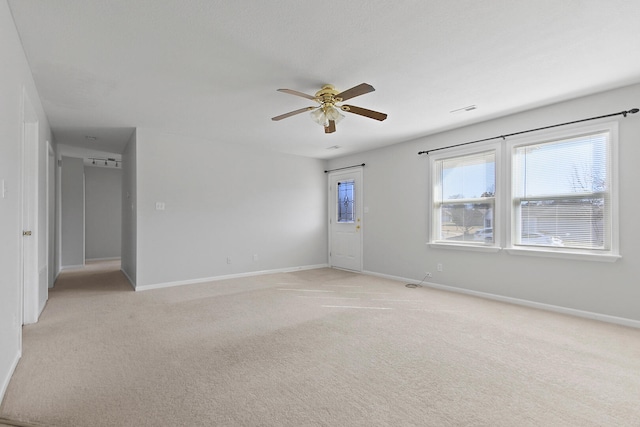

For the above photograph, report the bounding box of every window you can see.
[428,122,619,261]
[509,124,618,259]
[337,180,355,223]
[431,148,498,247]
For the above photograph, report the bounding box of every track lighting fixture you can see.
[88,158,122,168]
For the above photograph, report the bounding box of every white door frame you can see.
[47,141,56,288]
[21,89,39,325]
[328,168,363,272]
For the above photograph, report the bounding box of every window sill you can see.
[428,242,621,262]
[504,247,621,263]
[428,242,501,253]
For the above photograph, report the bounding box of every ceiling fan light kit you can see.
[310,105,345,127]
[272,83,387,134]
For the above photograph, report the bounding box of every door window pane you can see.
[337,180,355,223]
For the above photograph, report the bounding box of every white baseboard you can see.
[59,264,84,271]
[135,264,329,292]
[86,257,121,262]
[120,268,136,291]
[363,270,640,329]
[38,300,47,319]
[0,349,21,405]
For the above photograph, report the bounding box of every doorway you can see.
[328,169,363,272]
[21,91,40,325]
[47,142,56,288]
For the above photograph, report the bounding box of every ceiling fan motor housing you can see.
[315,84,341,106]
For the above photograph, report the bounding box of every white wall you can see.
[327,83,640,324]
[60,156,84,268]
[133,128,327,288]
[85,166,122,260]
[0,0,53,401]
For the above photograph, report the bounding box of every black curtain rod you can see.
[324,163,365,173]
[418,108,639,155]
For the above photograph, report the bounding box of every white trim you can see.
[120,268,136,291]
[46,141,54,290]
[428,242,501,253]
[0,349,21,404]
[362,270,640,329]
[134,264,329,292]
[86,257,121,262]
[38,300,47,319]
[504,247,621,262]
[59,264,84,271]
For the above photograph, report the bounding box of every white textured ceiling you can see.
[8,0,640,159]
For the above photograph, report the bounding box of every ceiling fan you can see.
[271,83,387,133]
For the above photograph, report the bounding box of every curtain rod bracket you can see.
[418,107,638,155]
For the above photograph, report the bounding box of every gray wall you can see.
[60,156,84,267]
[0,0,53,401]
[85,166,122,260]
[121,131,137,285]
[132,128,327,288]
[327,83,640,323]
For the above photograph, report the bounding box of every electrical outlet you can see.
[226,257,232,264]
[425,272,432,278]
[437,263,443,272]
[253,254,259,262]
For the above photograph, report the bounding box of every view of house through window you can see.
[432,151,496,243]
[337,180,355,223]
[512,131,611,250]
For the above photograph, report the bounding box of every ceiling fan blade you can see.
[340,105,387,121]
[325,120,336,133]
[336,83,375,101]
[277,88,317,101]
[271,106,316,121]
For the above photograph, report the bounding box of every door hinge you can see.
[23,230,32,236]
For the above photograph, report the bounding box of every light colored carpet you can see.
[1,260,639,426]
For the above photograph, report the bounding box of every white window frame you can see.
[428,142,501,252]
[504,121,620,262]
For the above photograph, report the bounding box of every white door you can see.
[22,90,40,325]
[328,169,363,271]
[22,121,38,324]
